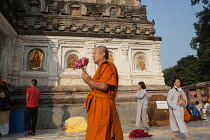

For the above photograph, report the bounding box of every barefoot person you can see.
[81,46,123,140]
[167,78,192,140]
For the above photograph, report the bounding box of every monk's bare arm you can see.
[87,80,108,91]
[82,72,109,91]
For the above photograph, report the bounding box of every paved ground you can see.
[1,114,210,140]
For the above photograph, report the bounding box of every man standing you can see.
[82,46,123,140]
[25,79,40,136]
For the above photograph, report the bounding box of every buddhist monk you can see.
[81,46,124,140]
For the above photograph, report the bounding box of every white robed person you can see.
[135,81,149,130]
[167,78,192,140]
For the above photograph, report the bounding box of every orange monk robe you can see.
[84,61,123,140]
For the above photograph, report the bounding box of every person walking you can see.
[25,79,40,136]
[167,78,192,140]
[81,46,123,140]
[135,81,149,130]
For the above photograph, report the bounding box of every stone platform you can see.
[10,85,170,129]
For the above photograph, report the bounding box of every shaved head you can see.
[96,46,109,60]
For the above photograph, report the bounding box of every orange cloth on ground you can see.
[84,61,123,140]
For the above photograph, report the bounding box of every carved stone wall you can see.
[8,35,165,86]
[0,0,165,87]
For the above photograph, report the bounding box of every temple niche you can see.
[136,54,146,71]
[29,49,44,70]
[67,54,78,69]
[0,0,165,87]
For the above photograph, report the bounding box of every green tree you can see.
[163,55,200,86]
[191,0,209,5]
[163,1,210,86]
[190,2,210,81]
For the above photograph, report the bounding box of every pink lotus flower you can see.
[81,57,89,66]
[74,59,82,68]
[73,57,89,72]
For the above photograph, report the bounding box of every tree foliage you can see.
[191,0,209,5]
[163,1,210,86]
[190,2,210,82]
[163,55,200,87]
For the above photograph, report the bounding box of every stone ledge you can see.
[11,85,170,93]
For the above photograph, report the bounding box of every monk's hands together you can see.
[81,72,91,84]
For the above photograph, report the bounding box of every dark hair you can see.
[97,46,109,60]
[31,79,37,86]
[138,81,146,89]
[172,77,181,87]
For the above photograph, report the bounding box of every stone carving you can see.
[110,8,117,18]
[0,0,165,86]
[125,26,131,34]
[46,22,52,31]
[70,24,77,32]
[104,25,110,33]
[58,23,65,31]
[29,49,43,70]
[22,21,29,29]
[115,26,121,34]
[135,27,140,35]
[93,25,99,33]
[145,28,150,35]
[137,55,145,71]
[108,53,114,63]
[68,54,78,69]
[82,24,88,32]
[34,22,41,29]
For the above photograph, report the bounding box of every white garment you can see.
[167,87,188,133]
[0,123,9,135]
[135,89,148,126]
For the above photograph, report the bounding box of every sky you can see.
[141,0,205,70]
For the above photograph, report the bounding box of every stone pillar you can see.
[153,42,165,85]
[86,47,94,74]
[9,38,21,86]
[0,36,10,82]
[48,43,58,86]
[120,45,131,85]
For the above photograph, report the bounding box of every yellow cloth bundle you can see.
[64,117,87,132]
